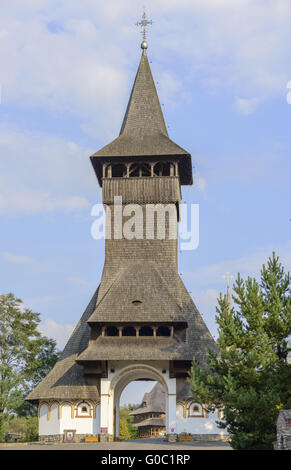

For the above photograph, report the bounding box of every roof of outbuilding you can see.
[129,382,166,416]
[133,418,165,427]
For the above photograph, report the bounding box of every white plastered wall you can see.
[38,401,100,436]
[39,403,60,436]
[176,403,228,436]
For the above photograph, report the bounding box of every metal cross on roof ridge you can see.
[136,9,153,43]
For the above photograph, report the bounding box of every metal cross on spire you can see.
[136,9,153,54]
[224,272,233,289]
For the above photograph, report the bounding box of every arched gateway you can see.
[106,364,172,440]
[26,36,228,443]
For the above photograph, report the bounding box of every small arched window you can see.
[75,401,91,418]
[122,326,136,336]
[112,164,127,178]
[156,326,171,337]
[188,402,204,418]
[106,326,119,336]
[139,326,154,337]
[153,162,163,176]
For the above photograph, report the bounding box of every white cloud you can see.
[0,125,95,215]
[0,251,36,264]
[0,0,290,128]
[0,3,290,214]
[200,151,290,187]
[194,288,219,307]
[185,242,291,288]
[194,175,206,191]
[233,97,260,115]
[39,319,74,349]
[68,277,89,286]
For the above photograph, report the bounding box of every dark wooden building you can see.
[130,383,166,438]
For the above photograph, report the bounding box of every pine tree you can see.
[0,293,59,440]
[188,253,291,450]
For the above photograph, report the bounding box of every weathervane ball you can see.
[141,40,148,50]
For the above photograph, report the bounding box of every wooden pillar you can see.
[170,163,174,176]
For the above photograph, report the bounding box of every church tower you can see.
[26,20,227,443]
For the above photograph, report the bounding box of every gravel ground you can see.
[0,438,231,451]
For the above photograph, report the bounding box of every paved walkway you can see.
[0,437,231,451]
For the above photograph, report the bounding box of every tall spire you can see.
[90,16,193,186]
[224,272,233,314]
[119,53,168,137]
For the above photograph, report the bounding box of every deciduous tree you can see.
[0,293,59,440]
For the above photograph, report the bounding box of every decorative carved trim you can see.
[187,402,204,418]
[75,400,94,418]
[38,401,51,420]
[92,401,100,418]
[39,400,100,421]
[176,398,207,419]
[176,401,186,418]
[59,401,74,419]
[49,401,61,419]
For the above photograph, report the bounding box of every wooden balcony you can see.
[102,176,181,205]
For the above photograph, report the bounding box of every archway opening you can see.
[111,365,169,441]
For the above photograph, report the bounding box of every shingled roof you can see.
[133,418,165,427]
[129,382,166,416]
[88,262,185,324]
[26,288,100,402]
[90,54,192,185]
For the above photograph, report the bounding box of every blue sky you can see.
[0,1,291,404]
